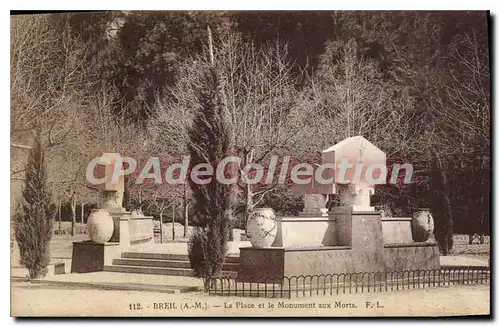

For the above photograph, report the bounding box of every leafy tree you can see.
[84,11,229,122]
[14,131,56,278]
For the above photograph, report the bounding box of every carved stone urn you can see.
[87,209,114,243]
[411,208,435,242]
[101,190,123,212]
[246,208,277,248]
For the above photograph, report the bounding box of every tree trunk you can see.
[183,185,189,238]
[242,148,255,231]
[81,202,85,224]
[244,183,253,213]
[207,25,214,66]
[138,188,142,209]
[71,193,77,236]
[183,203,189,238]
[123,175,130,210]
[159,211,163,244]
[58,198,62,233]
[172,204,175,241]
[441,167,454,254]
[431,149,453,255]
[478,153,486,242]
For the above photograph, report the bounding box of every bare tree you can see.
[11,15,90,150]
[314,38,427,159]
[11,15,94,230]
[153,33,319,219]
[46,87,146,235]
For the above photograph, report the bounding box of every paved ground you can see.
[14,271,203,288]
[11,281,490,317]
[12,272,203,294]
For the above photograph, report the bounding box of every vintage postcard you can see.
[10,10,491,317]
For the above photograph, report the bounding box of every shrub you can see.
[188,228,206,277]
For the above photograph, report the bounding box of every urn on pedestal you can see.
[246,208,277,248]
[411,208,435,242]
[86,209,114,243]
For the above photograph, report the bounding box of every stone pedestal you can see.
[71,241,121,273]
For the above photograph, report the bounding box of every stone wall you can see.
[129,216,154,244]
[384,243,440,271]
[381,218,413,244]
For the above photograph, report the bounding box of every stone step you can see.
[104,265,237,278]
[113,258,240,271]
[121,252,240,263]
[104,265,195,277]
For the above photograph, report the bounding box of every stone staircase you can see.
[104,252,239,277]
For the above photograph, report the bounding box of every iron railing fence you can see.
[207,268,490,298]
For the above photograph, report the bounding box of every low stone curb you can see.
[11,277,202,294]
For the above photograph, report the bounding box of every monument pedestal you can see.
[71,152,154,274]
[71,211,154,273]
[71,241,121,273]
[237,210,440,281]
[238,137,440,281]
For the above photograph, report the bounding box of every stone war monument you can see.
[71,153,155,273]
[238,136,440,281]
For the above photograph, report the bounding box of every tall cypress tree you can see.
[430,149,454,255]
[187,66,234,287]
[14,131,55,278]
